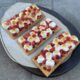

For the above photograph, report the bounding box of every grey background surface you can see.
[0,0,80,80]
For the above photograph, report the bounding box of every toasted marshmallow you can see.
[46,60,55,67]
[35,36,40,43]
[26,20,31,25]
[2,22,9,30]
[25,11,29,16]
[46,18,52,23]
[71,35,79,41]
[35,12,42,20]
[19,23,24,28]
[52,38,59,44]
[24,44,33,51]
[30,32,37,36]
[49,22,56,28]
[46,28,52,35]
[40,31,47,38]
[32,26,39,32]
[9,28,19,34]
[44,45,52,50]
[66,41,76,49]
[37,55,45,63]
[15,28,19,33]
[40,21,47,26]
[39,25,46,31]
[60,37,66,42]
[32,4,39,9]
[27,36,34,42]
[70,43,76,49]
[15,17,19,22]
[18,36,25,44]
[65,41,72,47]
[11,19,17,25]
[46,52,53,60]
[55,44,69,51]
[62,32,71,37]
[19,12,23,18]
[52,51,61,57]
[61,44,69,51]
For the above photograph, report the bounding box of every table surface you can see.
[0,0,80,80]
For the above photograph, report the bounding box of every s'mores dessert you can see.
[2,4,44,39]
[32,32,80,77]
[17,18,61,55]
